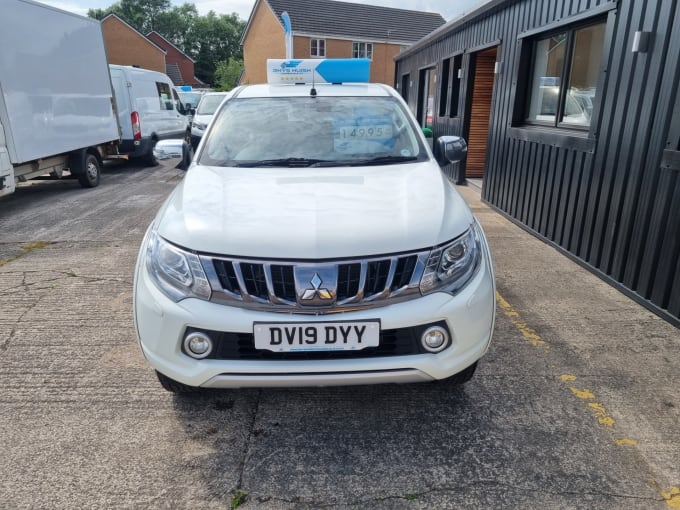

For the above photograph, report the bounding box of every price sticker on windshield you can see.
[338,125,393,139]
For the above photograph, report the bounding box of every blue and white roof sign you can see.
[267,59,370,84]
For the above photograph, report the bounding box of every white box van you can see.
[109,65,191,166]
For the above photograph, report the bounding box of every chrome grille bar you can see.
[200,249,432,313]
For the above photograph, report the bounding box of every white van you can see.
[109,65,191,165]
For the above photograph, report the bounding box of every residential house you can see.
[395,0,680,327]
[101,13,166,73]
[240,0,445,85]
[146,31,205,87]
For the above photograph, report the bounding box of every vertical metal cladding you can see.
[395,0,680,326]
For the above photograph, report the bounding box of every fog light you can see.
[184,332,213,359]
[421,326,449,353]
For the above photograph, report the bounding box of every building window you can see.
[417,67,436,128]
[310,39,325,58]
[353,42,373,60]
[438,59,450,117]
[449,54,462,117]
[400,74,410,103]
[526,20,605,128]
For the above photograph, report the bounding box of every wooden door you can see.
[466,47,497,178]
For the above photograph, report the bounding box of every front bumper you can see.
[133,245,495,388]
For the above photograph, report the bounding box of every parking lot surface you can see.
[0,163,678,509]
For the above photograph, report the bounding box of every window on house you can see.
[417,67,436,128]
[438,59,450,117]
[449,54,462,117]
[353,42,373,60]
[310,39,326,58]
[400,74,410,103]
[525,20,605,128]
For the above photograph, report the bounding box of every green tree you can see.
[154,4,199,50]
[189,12,244,85]
[89,2,245,86]
[214,58,243,91]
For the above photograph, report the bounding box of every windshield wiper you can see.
[233,157,329,167]
[346,155,419,166]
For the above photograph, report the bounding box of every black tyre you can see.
[71,151,101,188]
[156,370,201,394]
[433,361,478,386]
[447,361,478,385]
[143,138,159,167]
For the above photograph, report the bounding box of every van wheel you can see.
[143,139,159,167]
[71,151,101,188]
[156,370,201,394]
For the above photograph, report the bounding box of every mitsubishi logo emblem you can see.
[301,273,333,301]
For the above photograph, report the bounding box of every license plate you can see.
[253,320,380,352]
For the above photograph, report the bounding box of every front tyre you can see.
[448,361,478,385]
[156,370,201,394]
[70,151,101,188]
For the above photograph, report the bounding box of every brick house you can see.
[146,31,205,87]
[101,13,166,73]
[240,0,445,85]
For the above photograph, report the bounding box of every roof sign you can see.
[267,59,370,84]
[177,85,193,91]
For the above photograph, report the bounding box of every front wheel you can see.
[433,361,478,386]
[71,151,101,188]
[156,370,201,394]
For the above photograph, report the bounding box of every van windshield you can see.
[199,96,428,167]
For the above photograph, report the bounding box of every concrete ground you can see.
[0,163,678,509]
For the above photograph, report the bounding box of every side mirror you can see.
[153,139,193,171]
[435,135,467,166]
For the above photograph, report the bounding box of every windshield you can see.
[198,96,428,167]
[197,94,227,115]
[179,92,203,109]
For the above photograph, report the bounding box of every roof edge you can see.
[147,30,196,63]
[396,0,513,60]
[102,13,167,54]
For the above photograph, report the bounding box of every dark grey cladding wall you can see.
[396,0,680,326]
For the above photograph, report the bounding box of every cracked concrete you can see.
[0,162,678,509]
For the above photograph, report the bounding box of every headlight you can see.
[145,231,211,302]
[420,224,481,294]
[192,122,206,130]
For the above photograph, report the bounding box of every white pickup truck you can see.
[0,0,121,197]
[134,59,496,393]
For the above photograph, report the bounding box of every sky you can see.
[39,0,486,23]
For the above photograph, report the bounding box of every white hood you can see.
[156,162,473,259]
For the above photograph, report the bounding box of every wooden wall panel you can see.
[466,51,497,177]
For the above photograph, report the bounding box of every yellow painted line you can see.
[498,292,679,502]
[570,387,595,400]
[662,487,680,509]
[495,292,546,348]
[615,438,638,447]
[587,402,615,427]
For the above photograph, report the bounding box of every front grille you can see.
[201,248,431,312]
[240,262,268,299]
[184,323,450,360]
[271,265,296,302]
[337,263,361,300]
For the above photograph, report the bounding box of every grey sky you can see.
[39,0,487,22]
